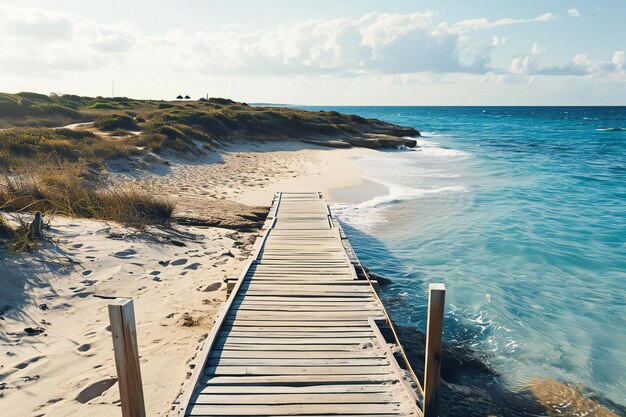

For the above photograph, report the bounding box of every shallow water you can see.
[300,106,626,407]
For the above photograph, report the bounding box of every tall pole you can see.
[423,283,445,417]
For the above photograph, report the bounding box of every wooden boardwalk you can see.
[175,192,422,417]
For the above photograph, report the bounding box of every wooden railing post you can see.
[108,298,146,417]
[423,283,445,417]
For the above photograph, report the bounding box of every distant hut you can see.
[184,95,191,100]
[176,95,183,100]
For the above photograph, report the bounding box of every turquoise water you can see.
[302,106,626,407]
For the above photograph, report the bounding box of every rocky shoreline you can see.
[371,273,626,417]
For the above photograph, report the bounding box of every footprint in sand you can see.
[112,249,137,259]
[14,355,45,370]
[82,270,93,276]
[203,282,221,292]
[150,271,161,276]
[77,343,91,352]
[171,258,188,266]
[75,378,117,404]
[184,262,202,271]
[80,280,97,287]
[72,243,83,248]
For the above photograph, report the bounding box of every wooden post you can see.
[423,283,445,417]
[29,211,43,238]
[108,298,146,417]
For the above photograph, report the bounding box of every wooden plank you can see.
[206,365,392,376]
[224,320,372,327]
[187,403,412,416]
[197,384,396,394]
[210,350,383,359]
[224,331,375,337]
[206,358,389,366]
[199,374,398,385]
[217,336,375,345]
[215,344,381,352]
[192,392,396,404]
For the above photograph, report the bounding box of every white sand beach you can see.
[0,142,380,417]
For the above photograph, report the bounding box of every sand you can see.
[110,140,378,208]
[0,140,374,417]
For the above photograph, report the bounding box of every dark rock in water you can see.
[362,266,392,286]
[395,323,625,416]
[387,126,421,137]
[521,379,623,417]
[344,136,417,149]
[38,303,49,311]
[439,381,497,417]
[394,325,495,384]
[301,139,352,149]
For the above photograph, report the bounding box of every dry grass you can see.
[0,127,136,169]
[0,213,38,252]
[0,172,174,228]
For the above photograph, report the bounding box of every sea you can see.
[299,106,626,408]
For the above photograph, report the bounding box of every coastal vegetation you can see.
[0,91,419,150]
[0,91,418,250]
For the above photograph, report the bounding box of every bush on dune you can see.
[0,128,133,168]
[0,93,88,126]
[93,113,137,131]
[90,102,120,110]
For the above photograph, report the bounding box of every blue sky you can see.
[1,1,624,104]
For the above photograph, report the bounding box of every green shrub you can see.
[208,97,235,105]
[156,125,184,139]
[158,103,175,109]
[94,113,137,131]
[16,92,52,102]
[0,128,132,167]
[130,133,168,151]
[32,103,81,118]
[90,102,119,110]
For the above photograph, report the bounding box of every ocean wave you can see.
[359,184,467,209]
[414,138,472,158]
[597,127,626,131]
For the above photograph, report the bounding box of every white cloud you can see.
[507,51,626,78]
[439,12,557,34]
[0,5,138,73]
[0,3,620,88]
[492,36,506,47]
[531,42,546,55]
[567,8,581,17]
[611,51,624,68]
